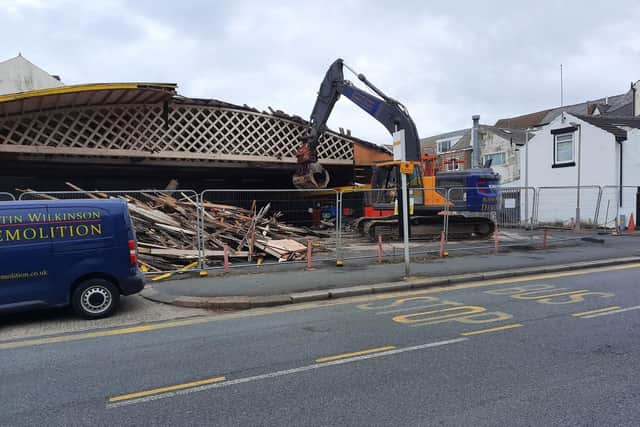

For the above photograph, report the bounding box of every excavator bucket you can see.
[292,162,330,189]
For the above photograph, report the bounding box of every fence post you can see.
[223,245,230,273]
[494,225,499,255]
[336,191,344,267]
[594,186,603,227]
[307,239,313,269]
[444,188,452,242]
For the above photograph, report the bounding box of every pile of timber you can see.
[17,184,332,272]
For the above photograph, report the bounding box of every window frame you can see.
[482,151,506,167]
[550,126,577,168]
[554,132,574,165]
[436,139,452,154]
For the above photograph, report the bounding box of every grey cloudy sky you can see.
[2,0,640,143]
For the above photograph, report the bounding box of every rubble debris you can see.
[17,184,332,271]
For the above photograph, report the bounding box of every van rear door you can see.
[0,205,54,310]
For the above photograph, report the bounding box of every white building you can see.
[521,112,640,226]
[0,54,63,95]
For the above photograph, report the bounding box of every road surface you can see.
[2,263,639,426]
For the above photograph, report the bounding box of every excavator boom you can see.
[293,59,420,189]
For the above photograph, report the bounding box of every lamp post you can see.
[569,122,582,230]
[524,128,530,227]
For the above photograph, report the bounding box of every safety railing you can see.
[0,192,16,201]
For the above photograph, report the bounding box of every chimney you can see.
[633,80,639,117]
[471,115,480,169]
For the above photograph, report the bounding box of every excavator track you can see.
[356,214,495,241]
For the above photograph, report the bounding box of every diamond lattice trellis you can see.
[0,102,354,164]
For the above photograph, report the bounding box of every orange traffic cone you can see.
[628,213,635,234]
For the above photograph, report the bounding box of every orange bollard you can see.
[628,213,636,234]
[377,234,383,264]
[439,231,445,257]
[494,225,500,255]
[307,239,312,269]
[223,245,230,273]
[543,229,548,249]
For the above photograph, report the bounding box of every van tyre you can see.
[72,279,120,319]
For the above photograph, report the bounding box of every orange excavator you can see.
[293,59,499,239]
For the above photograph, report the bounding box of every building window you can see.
[554,133,574,164]
[437,139,452,154]
[445,160,461,171]
[483,152,506,167]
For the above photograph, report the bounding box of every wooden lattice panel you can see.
[0,102,354,164]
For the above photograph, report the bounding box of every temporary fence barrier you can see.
[18,189,203,276]
[337,187,447,263]
[199,188,339,271]
[11,184,640,276]
[442,186,548,255]
[536,186,602,229]
[599,186,639,230]
[0,192,15,201]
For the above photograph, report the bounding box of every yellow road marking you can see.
[460,323,523,336]
[0,318,215,350]
[109,376,226,402]
[316,346,396,363]
[2,263,639,351]
[572,306,622,317]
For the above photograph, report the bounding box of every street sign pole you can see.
[393,129,410,276]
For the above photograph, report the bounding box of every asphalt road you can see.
[2,264,640,426]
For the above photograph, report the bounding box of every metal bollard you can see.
[377,235,383,264]
[494,225,500,255]
[223,245,230,273]
[307,239,312,269]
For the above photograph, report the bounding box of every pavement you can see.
[0,295,209,341]
[143,234,640,309]
[2,263,640,425]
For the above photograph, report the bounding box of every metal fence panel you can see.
[536,186,602,228]
[18,189,202,274]
[336,187,448,262]
[199,188,338,270]
[0,192,15,201]
[492,186,537,229]
[599,185,639,229]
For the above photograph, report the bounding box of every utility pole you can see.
[560,64,564,107]
[471,115,480,168]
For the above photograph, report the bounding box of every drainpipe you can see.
[471,115,480,168]
[619,140,623,208]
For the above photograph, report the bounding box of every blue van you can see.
[0,199,145,318]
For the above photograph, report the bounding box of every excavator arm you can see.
[293,58,421,189]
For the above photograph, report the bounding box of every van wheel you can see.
[72,279,120,319]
